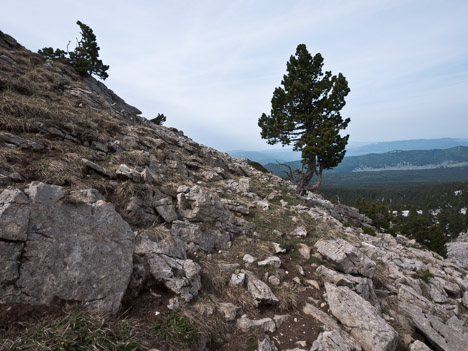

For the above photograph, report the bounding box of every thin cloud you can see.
[1,0,467,150]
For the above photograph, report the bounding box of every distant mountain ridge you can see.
[264,146,468,177]
[227,138,468,165]
[347,138,468,156]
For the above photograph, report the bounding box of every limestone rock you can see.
[145,254,201,302]
[221,199,250,215]
[134,234,186,259]
[397,285,449,319]
[409,340,431,351]
[399,302,468,351]
[229,272,246,287]
[428,279,448,304]
[238,177,251,192]
[0,189,30,241]
[315,239,376,278]
[273,314,289,328]
[291,226,307,237]
[257,256,282,268]
[171,220,230,253]
[258,335,279,351]
[153,197,178,223]
[116,164,142,182]
[81,158,113,178]
[217,302,240,322]
[246,271,279,307]
[298,243,311,259]
[325,283,398,351]
[312,330,353,351]
[0,183,134,314]
[236,314,276,333]
[303,303,362,351]
[446,233,468,269]
[256,200,270,210]
[177,185,233,224]
[272,242,286,253]
[463,291,468,308]
[69,189,105,203]
[0,132,44,150]
[243,254,256,264]
[317,265,380,310]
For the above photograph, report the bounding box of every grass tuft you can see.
[2,311,141,351]
[151,310,198,348]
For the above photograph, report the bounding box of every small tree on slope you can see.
[38,21,109,80]
[258,44,350,194]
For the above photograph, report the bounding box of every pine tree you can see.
[68,21,109,80]
[258,44,350,194]
[38,21,109,80]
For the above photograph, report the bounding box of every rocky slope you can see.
[0,31,467,351]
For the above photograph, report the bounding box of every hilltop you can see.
[1,31,467,351]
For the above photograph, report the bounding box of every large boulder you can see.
[314,239,376,278]
[399,302,468,351]
[0,183,134,314]
[325,283,398,351]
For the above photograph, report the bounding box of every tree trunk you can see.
[296,165,322,195]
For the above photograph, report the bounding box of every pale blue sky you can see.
[1,1,467,151]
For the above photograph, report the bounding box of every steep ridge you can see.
[1,31,467,351]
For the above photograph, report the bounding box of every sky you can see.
[1,1,468,151]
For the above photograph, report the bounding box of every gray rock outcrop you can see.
[0,182,134,314]
[325,283,398,351]
[399,302,468,351]
[315,239,376,278]
[446,233,468,269]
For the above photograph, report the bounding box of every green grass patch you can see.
[3,311,140,351]
[151,310,198,348]
[416,269,433,283]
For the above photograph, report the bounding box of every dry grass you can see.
[36,154,85,186]
[275,283,299,311]
[113,150,150,168]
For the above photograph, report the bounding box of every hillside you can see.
[1,31,467,351]
[227,139,468,164]
[266,146,468,175]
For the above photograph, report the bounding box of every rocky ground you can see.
[0,31,467,351]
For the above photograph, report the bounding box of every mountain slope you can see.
[1,31,467,351]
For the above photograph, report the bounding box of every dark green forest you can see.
[320,182,468,257]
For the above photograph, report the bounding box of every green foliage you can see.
[247,159,269,173]
[258,44,350,193]
[151,310,198,347]
[355,197,392,231]
[361,225,376,236]
[416,269,433,283]
[37,47,67,61]
[399,215,448,258]
[354,197,449,257]
[38,21,109,80]
[3,311,140,350]
[150,113,167,126]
